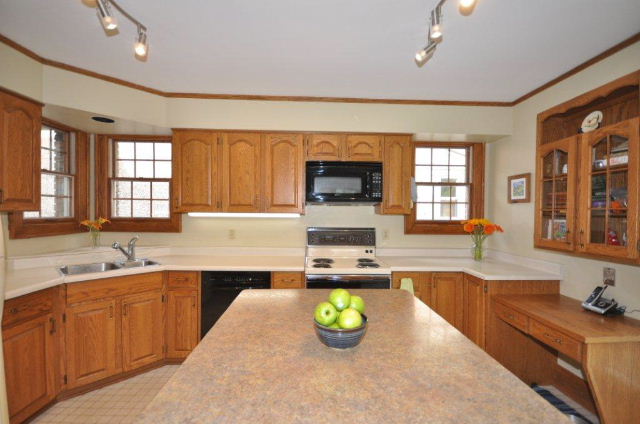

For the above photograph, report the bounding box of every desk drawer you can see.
[494,301,528,332]
[530,319,582,362]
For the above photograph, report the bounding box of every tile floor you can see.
[32,365,179,424]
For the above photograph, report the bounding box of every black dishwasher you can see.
[201,271,270,338]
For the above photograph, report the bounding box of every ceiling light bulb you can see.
[458,0,477,16]
[414,43,437,67]
[429,9,443,41]
[96,0,118,30]
[134,28,148,57]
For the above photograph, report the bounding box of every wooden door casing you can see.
[121,291,164,371]
[306,134,343,161]
[2,313,56,423]
[222,133,262,212]
[431,272,464,331]
[0,90,41,211]
[173,130,220,212]
[65,299,119,388]
[263,134,305,213]
[345,134,382,161]
[166,289,199,359]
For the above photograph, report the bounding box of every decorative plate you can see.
[581,110,603,133]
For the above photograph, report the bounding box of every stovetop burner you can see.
[357,263,380,268]
[313,263,332,268]
[312,258,335,264]
[357,258,375,263]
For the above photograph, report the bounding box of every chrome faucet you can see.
[112,236,139,262]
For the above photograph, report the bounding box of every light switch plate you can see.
[603,267,615,286]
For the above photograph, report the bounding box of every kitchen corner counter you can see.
[379,256,562,281]
[137,289,568,423]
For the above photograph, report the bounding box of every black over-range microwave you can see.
[305,161,382,204]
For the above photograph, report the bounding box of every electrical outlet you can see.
[603,267,615,286]
[228,229,236,240]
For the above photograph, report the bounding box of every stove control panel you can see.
[307,227,376,247]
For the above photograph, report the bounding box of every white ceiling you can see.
[1,0,639,102]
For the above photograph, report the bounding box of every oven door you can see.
[306,274,390,289]
[305,161,381,203]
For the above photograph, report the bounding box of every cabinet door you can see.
[430,272,464,331]
[166,289,199,359]
[345,134,382,161]
[579,118,639,259]
[535,135,578,251]
[65,299,118,388]
[378,135,412,214]
[222,133,262,212]
[3,313,56,423]
[173,130,220,212]
[0,90,41,211]
[463,274,486,348]
[306,134,342,161]
[263,134,305,213]
[122,291,164,371]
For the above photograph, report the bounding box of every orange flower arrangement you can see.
[81,217,110,248]
[462,218,504,261]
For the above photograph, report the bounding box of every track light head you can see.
[458,0,477,16]
[96,0,117,30]
[134,27,148,57]
[414,43,437,67]
[429,7,443,41]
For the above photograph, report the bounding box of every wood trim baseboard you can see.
[3,31,637,107]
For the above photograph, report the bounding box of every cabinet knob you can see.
[10,307,18,314]
[0,189,3,203]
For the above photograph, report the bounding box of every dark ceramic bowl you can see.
[314,314,367,349]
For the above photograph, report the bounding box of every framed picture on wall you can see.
[508,173,531,203]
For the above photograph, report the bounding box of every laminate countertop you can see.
[137,289,568,423]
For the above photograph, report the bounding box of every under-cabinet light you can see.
[187,213,301,219]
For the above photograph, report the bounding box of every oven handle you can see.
[305,274,391,282]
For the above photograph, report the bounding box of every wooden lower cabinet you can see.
[463,274,487,348]
[122,291,164,370]
[166,289,199,359]
[431,273,465,331]
[271,272,305,289]
[65,298,119,389]
[2,313,57,423]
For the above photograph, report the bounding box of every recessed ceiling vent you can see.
[91,116,115,123]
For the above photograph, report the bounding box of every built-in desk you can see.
[494,294,640,424]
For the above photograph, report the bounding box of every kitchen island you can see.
[137,289,568,423]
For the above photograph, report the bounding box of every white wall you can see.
[488,42,640,318]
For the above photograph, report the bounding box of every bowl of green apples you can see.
[313,289,367,349]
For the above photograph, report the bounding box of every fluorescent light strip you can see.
[188,213,301,219]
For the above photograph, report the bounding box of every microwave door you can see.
[310,174,367,202]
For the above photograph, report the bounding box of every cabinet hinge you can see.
[637,240,640,252]
[63,375,67,385]
[163,345,167,354]
[162,294,166,303]
[483,285,488,293]
[62,313,66,323]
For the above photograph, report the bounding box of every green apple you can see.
[328,288,351,311]
[349,295,365,314]
[328,322,340,329]
[314,302,338,326]
[337,307,363,329]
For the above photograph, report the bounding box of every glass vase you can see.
[90,229,101,249]
[472,240,484,261]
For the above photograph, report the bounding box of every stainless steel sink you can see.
[115,259,159,268]
[59,262,123,276]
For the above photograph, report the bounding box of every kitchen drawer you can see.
[168,271,199,289]
[272,272,305,289]
[2,287,55,328]
[494,301,528,333]
[67,272,164,305]
[529,319,583,362]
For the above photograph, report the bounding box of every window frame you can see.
[405,141,485,235]
[95,134,181,232]
[8,118,90,239]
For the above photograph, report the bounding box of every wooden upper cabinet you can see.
[377,135,412,215]
[430,273,464,331]
[578,118,639,259]
[222,133,262,212]
[173,130,220,212]
[121,291,164,371]
[263,134,305,213]
[306,134,342,161]
[0,90,41,211]
[3,313,56,423]
[345,134,382,161]
[534,135,579,251]
[65,298,119,388]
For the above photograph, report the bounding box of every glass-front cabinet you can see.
[578,118,639,259]
[535,135,577,250]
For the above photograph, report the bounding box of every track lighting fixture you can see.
[96,0,117,30]
[415,0,479,67]
[88,0,149,60]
